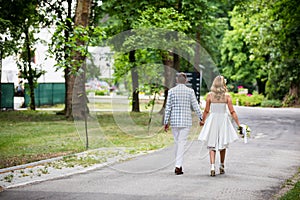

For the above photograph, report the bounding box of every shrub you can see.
[229,91,264,106]
[261,99,282,107]
[203,92,265,107]
[95,90,108,96]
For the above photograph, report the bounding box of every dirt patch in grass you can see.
[0,152,72,169]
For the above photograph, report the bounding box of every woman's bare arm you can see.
[201,93,211,125]
[226,94,240,127]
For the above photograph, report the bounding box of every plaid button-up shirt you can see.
[164,84,202,127]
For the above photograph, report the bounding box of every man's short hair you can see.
[177,72,187,84]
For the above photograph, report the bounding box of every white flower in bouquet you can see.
[238,124,251,143]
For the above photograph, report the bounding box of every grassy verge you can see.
[0,110,84,168]
[0,109,201,169]
[276,168,300,200]
[280,181,300,200]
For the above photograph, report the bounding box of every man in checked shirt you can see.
[164,72,203,175]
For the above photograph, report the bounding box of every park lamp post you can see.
[199,64,205,96]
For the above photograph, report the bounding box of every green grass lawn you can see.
[0,108,201,169]
[0,110,84,168]
[278,168,300,200]
[280,181,300,200]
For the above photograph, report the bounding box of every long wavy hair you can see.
[210,75,227,100]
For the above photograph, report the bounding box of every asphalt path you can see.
[1,106,300,200]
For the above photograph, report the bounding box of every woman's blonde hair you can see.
[210,75,227,100]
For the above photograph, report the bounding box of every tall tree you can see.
[220,6,264,89]
[98,0,151,112]
[271,0,300,105]
[43,0,105,118]
[98,0,210,111]
[130,6,192,111]
[69,0,92,119]
[41,0,74,116]
[220,0,300,105]
[0,0,46,110]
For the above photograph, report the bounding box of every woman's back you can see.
[210,103,227,114]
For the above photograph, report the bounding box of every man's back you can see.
[164,84,201,127]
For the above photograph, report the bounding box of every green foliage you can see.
[113,50,164,96]
[86,89,109,96]
[229,92,264,106]
[0,0,50,109]
[133,7,191,31]
[49,22,105,74]
[261,99,282,108]
[201,0,239,65]
[127,6,194,55]
[220,0,300,104]
[283,94,297,107]
[95,90,109,96]
[220,5,267,88]
[113,52,131,83]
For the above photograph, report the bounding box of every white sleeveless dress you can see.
[198,103,239,151]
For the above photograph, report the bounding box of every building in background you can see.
[1,28,114,86]
[1,27,115,108]
[1,27,64,86]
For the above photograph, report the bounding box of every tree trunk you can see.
[173,53,180,71]
[62,0,73,116]
[66,0,91,119]
[160,51,175,114]
[25,28,36,110]
[292,83,300,105]
[284,81,300,106]
[72,62,89,120]
[256,78,265,94]
[130,50,140,112]
[66,74,74,119]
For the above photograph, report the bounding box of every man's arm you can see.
[163,91,172,131]
[191,90,203,121]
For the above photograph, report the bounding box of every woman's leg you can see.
[219,149,226,174]
[220,149,226,163]
[209,150,216,176]
[209,150,216,164]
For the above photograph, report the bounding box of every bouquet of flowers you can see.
[238,124,251,143]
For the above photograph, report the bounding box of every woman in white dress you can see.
[198,75,241,176]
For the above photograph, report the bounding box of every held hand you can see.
[237,125,243,135]
[199,121,205,126]
[164,124,169,132]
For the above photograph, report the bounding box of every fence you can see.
[0,83,14,109]
[24,83,65,107]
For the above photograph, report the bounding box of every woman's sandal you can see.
[220,164,225,174]
[210,170,216,176]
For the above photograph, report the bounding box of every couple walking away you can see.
[164,73,241,176]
